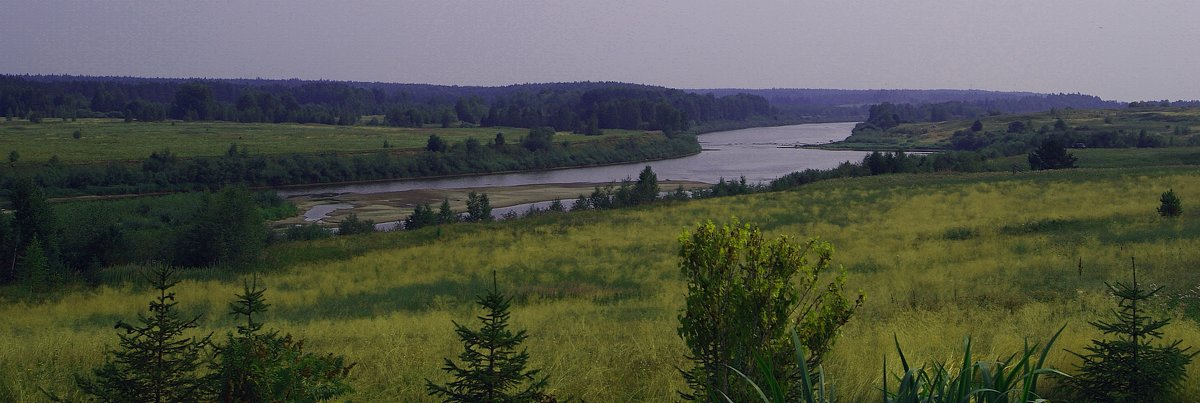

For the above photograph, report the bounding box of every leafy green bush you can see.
[336,213,375,235]
[677,220,861,401]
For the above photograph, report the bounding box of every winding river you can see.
[279,122,867,199]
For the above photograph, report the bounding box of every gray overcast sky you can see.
[2,0,1197,101]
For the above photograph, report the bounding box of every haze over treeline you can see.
[0,75,1151,129]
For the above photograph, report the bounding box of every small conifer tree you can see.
[76,265,213,403]
[426,275,548,402]
[1159,189,1182,217]
[438,198,457,224]
[1067,258,1197,401]
[210,277,354,402]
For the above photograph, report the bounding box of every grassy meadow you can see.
[6,166,1200,401]
[0,118,650,164]
[827,106,1200,150]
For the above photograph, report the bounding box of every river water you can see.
[278,122,867,198]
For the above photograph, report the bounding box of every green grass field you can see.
[0,119,650,164]
[7,164,1200,401]
[826,106,1200,150]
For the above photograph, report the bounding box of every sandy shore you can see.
[278,180,709,226]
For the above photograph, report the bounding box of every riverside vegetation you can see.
[5,157,1200,400]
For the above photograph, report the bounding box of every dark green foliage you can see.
[970,119,983,132]
[426,277,548,402]
[72,129,82,139]
[1028,138,1077,170]
[210,278,354,402]
[1007,120,1026,133]
[171,82,216,121]
[493,133,506,148]
[677,220,861,402]
[405,203,438,230]
[1159,189,1182,217]
[337,213,376,235]
[438,198,458,224]
[8,150,18,165]
[427,134,448,152]
[633,165,660,205]
[571,195,590,211]
[522,127,555,152]
[17,237,52,292]
[76,265,213,403]
[284,223,331,241]
[174,186,266,268]
[465,192,492,222]
[9,178,63,286]
[27,130,700,196]
[547,199,565,212]
[1067,260,1197,401]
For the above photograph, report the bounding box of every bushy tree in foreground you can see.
[210,277,354,402]
[677,220,862,402]
[1159,189,1182,217]
[1067,259,1197,401]
[427,276,549,402]
[76,265,212,402]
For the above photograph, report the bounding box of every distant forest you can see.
[2,75,1173,135]
[691,88,1141,122]
[0,75,773,134]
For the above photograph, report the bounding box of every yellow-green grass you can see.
[7,167,1200,401]
[0,118,651,164]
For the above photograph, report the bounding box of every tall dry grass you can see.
[5,167,1200,401]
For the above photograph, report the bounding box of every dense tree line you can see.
[0,185,279,290]
[855,94,1120,131]
[11,130,698,196]
[1,75,774,132]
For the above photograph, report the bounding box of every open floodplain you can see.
[0,119,648,164]
[6,163,1200,401]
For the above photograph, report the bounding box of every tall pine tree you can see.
[426,274,548,402]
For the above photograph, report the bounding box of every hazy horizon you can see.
[3,1,1197,102]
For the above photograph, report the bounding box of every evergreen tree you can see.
[633,165,659,205]
[406,203,438,230]
[210,277,354,402]
[18,236,51,293]
[76,265,213,403]
[426,275,548,402]
[438,198,458,224]
[466,192,493,222]
[1028,138,1077,170]
[1159,189,1183,217]
[571,195,590,211]
[337,213,376,235]
[1067,259,1197,401]
[547,199,565,212]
